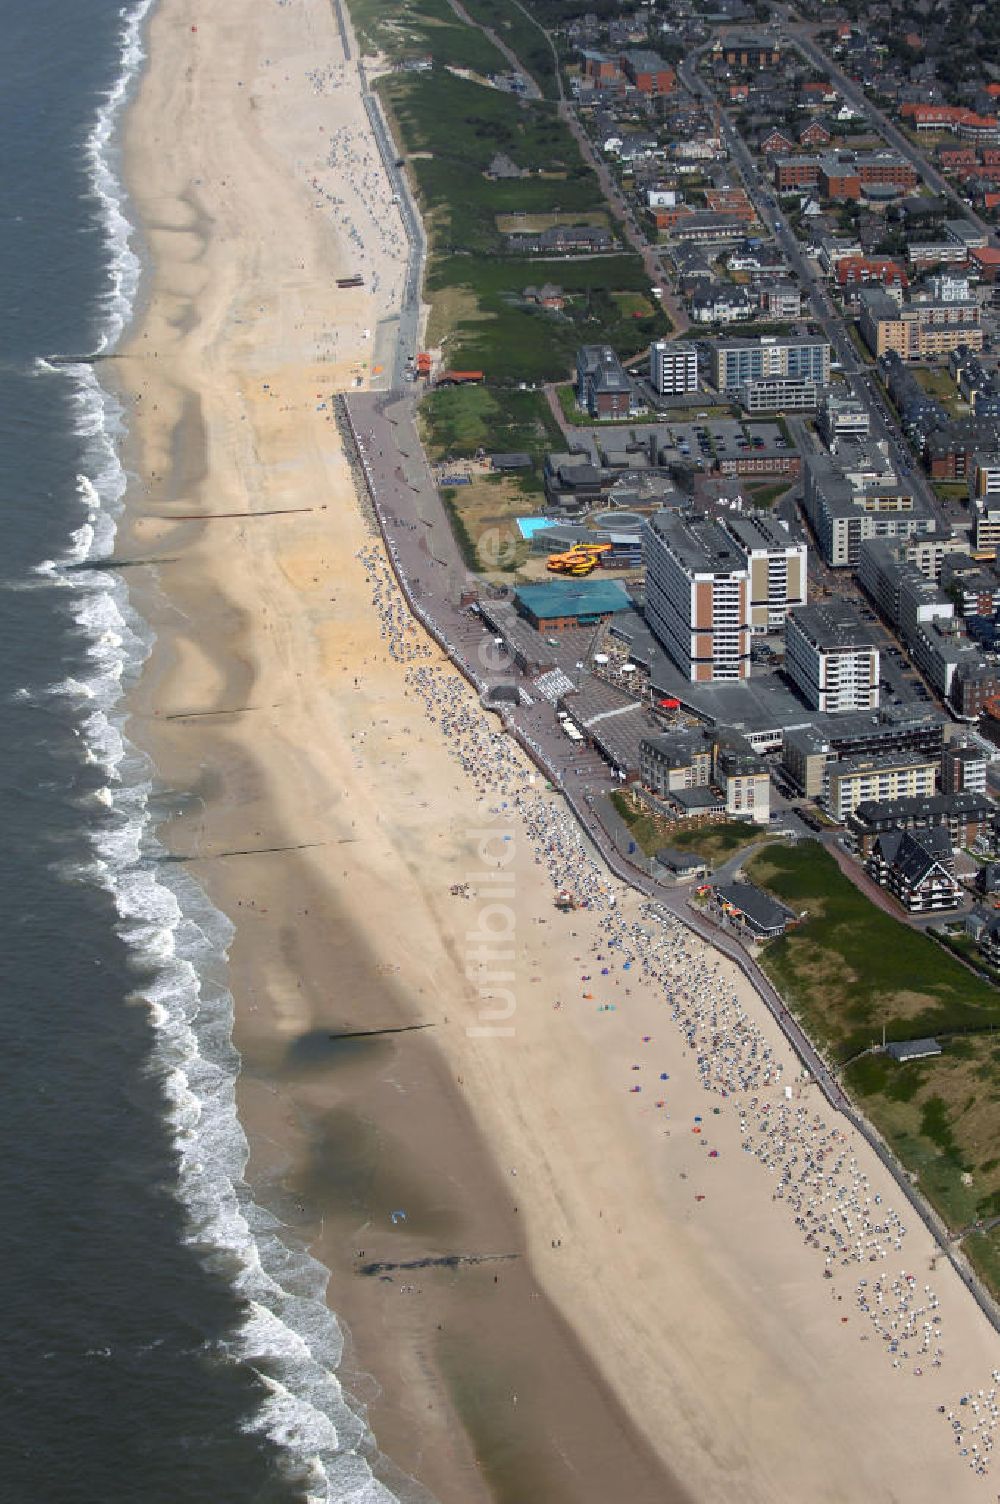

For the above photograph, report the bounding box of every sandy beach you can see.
[117,0,1000,1499]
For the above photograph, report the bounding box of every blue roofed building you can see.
[513,579,633,634]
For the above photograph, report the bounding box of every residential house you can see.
[576,346,635,420]
[761,126,796,156]
[865,826,962,912]
[690,280,756,324]
[799,118,832,148]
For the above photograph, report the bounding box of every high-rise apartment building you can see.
[721,514,807,633]
[711,335,830,392]
[642,512,750,682]
[650,339,698,396]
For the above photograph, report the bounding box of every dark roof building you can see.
[713,880,795,938]
[848,789,994,852]
[885,1038,943,1062]
[655,846,710,877]
[576,345,634,420]
[490,452,532,471]
[866,826,962,912]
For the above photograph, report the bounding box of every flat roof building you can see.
[785,602,881,713]
[803,446,933,569]
[722,513,807,633]
[642,512,751,682]
[739,375,820,413]
[818,391,871,447]
[514,578,633,634]
[712,335,831,393]
[650,339,698,396]
[858,288,983,361]
[782,709,947,799]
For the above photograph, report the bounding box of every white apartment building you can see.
[972,454,1000,505]
[818,391,871,447]
[642,512,750,682]
[650,339,698,396]
[740,375,819,413]
[785,602,880,713]
[712,335,831,392]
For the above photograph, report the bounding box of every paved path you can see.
[343,380,1000,1335]
[787,16,997,249]
[336,62,1000,1341]
[677,42,949,532]
[445,0,542,98]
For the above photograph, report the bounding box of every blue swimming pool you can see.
[516,516,558,539]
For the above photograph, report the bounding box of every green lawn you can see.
[610,794,767,864]
[966,1226,1000,1293]
[425,255,667,384]
[380,67,589,181]
[845,1036,1000,1232]
[746,480,790,509]
[345,0,508,71]
[933,481,969,502]
[378,70,607,260]
[375,69,663,383]
[913,366,959,401]
[745,841,1000,1060]
[455,0,560,99]
[420,385,563,467]
[748,841,1000,1258]
[932,928,1000,988]
[555,382,583,423]
[667,820,770,864]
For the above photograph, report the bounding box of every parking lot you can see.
[666,417,794,461]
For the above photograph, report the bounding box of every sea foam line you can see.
[37,2,405,1499]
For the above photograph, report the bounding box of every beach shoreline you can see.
[113,0,1000,1500]
[114,1,689,1499]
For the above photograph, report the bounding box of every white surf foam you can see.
[34,2,410,1499]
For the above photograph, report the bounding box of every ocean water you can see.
[0,3,400,1500]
